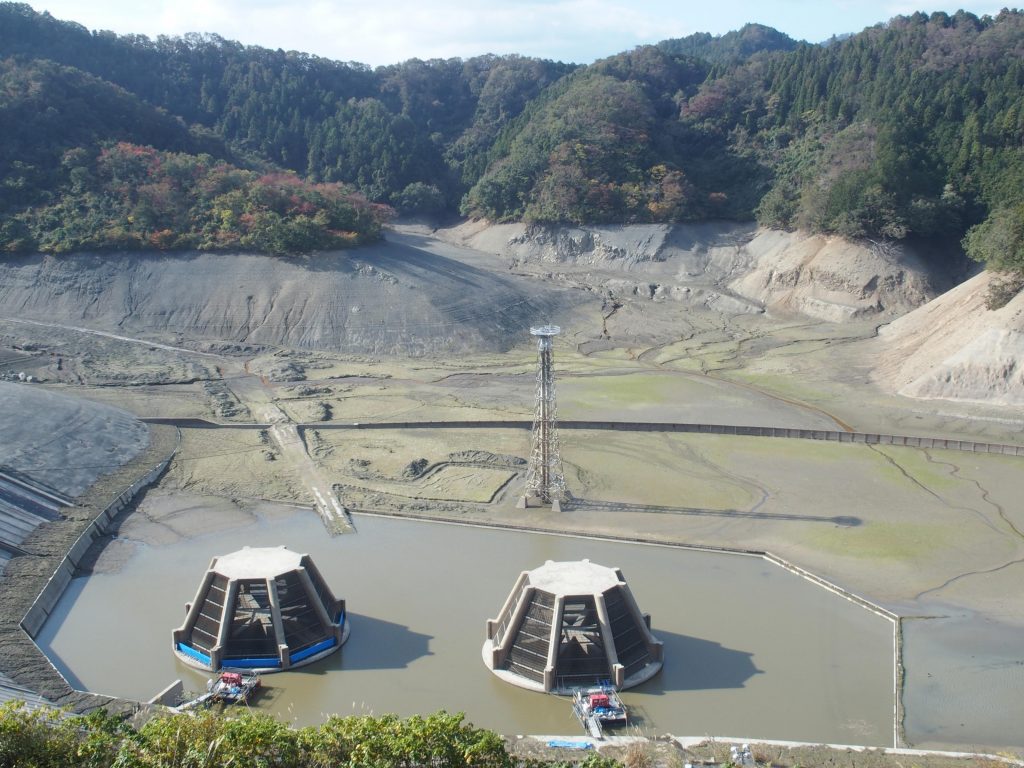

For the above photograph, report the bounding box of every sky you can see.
[25,1,1014,67]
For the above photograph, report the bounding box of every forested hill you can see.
[462,10,1024,282]
[656,23,800,64]
[0,1,576,226]
[0,3,1022,278]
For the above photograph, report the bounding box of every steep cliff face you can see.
[726,230,939,322]
[872,271,1024,405]
[0,239,586,356]
[442,221,948,322]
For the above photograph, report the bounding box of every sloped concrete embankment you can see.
[0,425,178,712]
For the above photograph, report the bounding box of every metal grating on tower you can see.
[482,560,664,693]
[172,546,348,672]
[518,324,568,511]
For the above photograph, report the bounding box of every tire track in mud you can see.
[662,432,772,515]
[568,433,771,521]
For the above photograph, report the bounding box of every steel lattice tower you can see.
[518,325,568,511]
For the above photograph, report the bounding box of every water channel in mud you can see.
[37,508,893,745]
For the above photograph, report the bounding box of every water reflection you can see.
[36,577,88,691]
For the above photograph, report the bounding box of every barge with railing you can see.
[571,684,627,738]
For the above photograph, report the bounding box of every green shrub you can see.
[0,704,574,768]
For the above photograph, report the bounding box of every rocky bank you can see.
[441,220,950,322]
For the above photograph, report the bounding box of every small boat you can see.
[170,671,263,712]
[571,684,627,738]
[206,671,262,705]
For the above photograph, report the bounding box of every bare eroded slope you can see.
[872,270,1024,405]
[6,221,1011,408]
[0,237,586,356]
[443,221,947,321]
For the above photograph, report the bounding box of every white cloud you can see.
[30,0,696,64]
[25,0,1014,66]
[191,0,695,65]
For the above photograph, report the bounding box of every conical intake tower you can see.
[172,546,348,672]
[482,560,663,693]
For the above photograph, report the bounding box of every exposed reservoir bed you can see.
[37,504,893,745]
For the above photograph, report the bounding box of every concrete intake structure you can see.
[172,546,348,672]
[482,560,663,693]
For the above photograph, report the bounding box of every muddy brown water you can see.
[37,510,893,745]
[902,613,1024,749]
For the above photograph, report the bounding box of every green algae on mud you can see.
[803,520,955,561]
[562,371,696,410]
[566,435,762,510]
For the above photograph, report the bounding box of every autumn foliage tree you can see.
[5,143,389,255]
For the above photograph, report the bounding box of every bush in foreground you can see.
[0,702,621,768]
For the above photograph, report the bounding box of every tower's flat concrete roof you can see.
[212,546,304,579]
[527,559,621,594]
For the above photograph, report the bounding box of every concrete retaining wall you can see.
[298,420,1024,456]
[354,507,906,747]
[138,416,1024,457]
[20,432,179,639]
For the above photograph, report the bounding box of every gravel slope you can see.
[0,381,148,496]
[0,236,588,356]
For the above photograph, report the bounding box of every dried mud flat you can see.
[1,224,1023,757]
